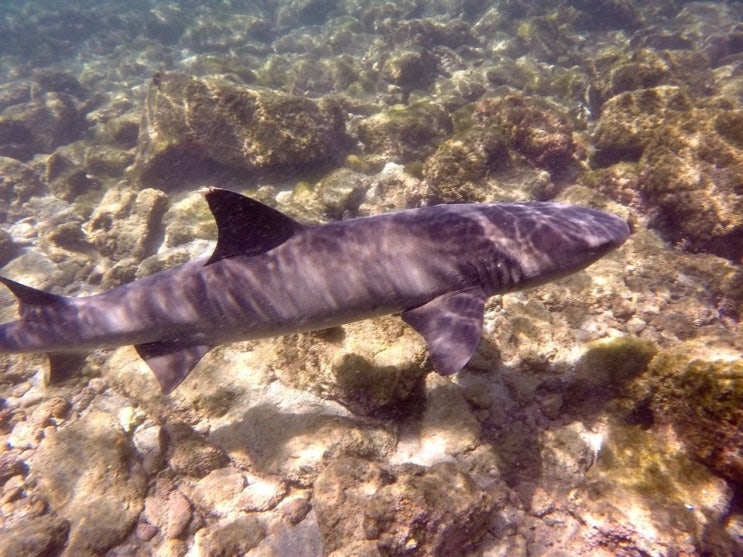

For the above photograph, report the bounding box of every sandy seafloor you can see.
[1,0,743,555]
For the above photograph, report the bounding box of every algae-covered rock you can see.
[511,16,576,64]
[567,0,640,31]
[568,336,658,403]
[421,94,575,203]
[314,167,369,219]
[381,48,438,91]
[646,349,743,484]
[592,86,743,259]
[357,101,452,164]
[272,315,428,415]
[257,52,359,96]
[0,515,70,557]
[575,419,733,555]
[276,0,338,30]
[419,92,575,203]
[134,72,348,188]
[161,190,217,248]
[376,17,478,51]
[473,93,576,175]
[0,156,46,222]
[44,152,97,202]
[0,228,16,268]
[583,48,714,119]
[0,92,85,161]
[163,421,231,478]
[421,126,508,203]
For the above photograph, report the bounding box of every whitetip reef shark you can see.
[0,189,629,394]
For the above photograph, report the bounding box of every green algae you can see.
[595,419,725,505]
[564,337,658,412]
[578,336,658,386]
[647,351,743,483]
[356,101,452,164]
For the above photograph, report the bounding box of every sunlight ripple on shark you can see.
[0,189,629,394]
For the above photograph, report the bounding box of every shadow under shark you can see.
[0,189,629,394]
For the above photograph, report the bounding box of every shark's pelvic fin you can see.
[205,188,305,265]
[135,340,212,394]
[47,353,88,385]
[0,276,68,319]
[402,288,486,375]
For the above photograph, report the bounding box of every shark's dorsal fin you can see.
[205,188,304,265]
[0,276,67,319]
[402,287,487,375]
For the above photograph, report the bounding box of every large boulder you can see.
[134,72,348,189]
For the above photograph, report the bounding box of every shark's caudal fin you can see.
[0,276,67,318]
[0,277,86,384]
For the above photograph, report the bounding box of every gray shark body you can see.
[0,189,629,393]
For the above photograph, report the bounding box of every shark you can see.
[0,189,629,394]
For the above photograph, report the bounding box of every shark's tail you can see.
[0,276,68,319]
[0,276,87,385]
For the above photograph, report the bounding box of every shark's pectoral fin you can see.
[135,341,211,395]
[402,288,486,375]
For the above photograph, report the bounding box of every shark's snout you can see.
[587,209,631,250]
[487,203,630,287]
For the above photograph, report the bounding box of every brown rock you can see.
[0,515,70,557]
[364,462,493,556]
[314,457,494,556]
[314,457,387,553]
[194,515,266,556]
[142,483,192,539]
[0,92,85,160]
[0,450,26,483]
[164,421,231,478]
[29,409,147,555]
[84,185,168,264]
